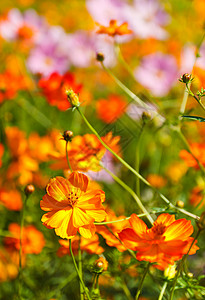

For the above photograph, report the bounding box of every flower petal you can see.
[55,213,77,239]
[72,207,94,227]
[79,223,96,238]
[86,209,107,222]
[40,194,68,211]
[129,214,147,237]
[164,219,193,241]
[119,228,145,251]
[41,208,72,229]
[68,172,89,192]
[46,177,70,201]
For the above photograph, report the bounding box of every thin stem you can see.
[169,228,202,300]
[69,240,91,300]
[180,84,190,115]
[77,106,200,221]
[158,281,168,300]
[18,193,30,299]
[119,277,133,300]
[135,124,145,197]
[186,84,205,111]
[65,141,73,172]
[114,43,136,81]
[135,262,150,300]
[101,62,149,109]
[102,164,153,225]
[78,236,84,300]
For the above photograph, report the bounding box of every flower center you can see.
[67,191,79,207]
[152,223,166,238]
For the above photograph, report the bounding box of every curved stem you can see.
[77,107,199,221]
[69,240,91,300]
[135,262,150,300]
[102,164,153,225]
[158,281,168,300]
[65,141,73,172]
[169,228,202,300]
[78,236,84,300]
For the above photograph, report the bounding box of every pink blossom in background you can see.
[180,44,196,74]
[86,0,169,41]
[0,8,48,43]
[123,0,169,40]
[27,26,70,76]
[86,151,117,183]
[134,52,178,97]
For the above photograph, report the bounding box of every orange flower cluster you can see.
[57,234,104,257]
[119,213,198,270]
[41,172,107,239]
[146,174,167,188]
[96,94,127,123]
[0,71,27,104]
[180,143,205,169]
[96,20,133,37]
[50,131,121,172]
[4,223,45,254]
[190,186,205,208]
[38,72,83,111]
[0,189,23,211]
[0,143,4,167]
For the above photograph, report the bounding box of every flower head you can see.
[41,172,107,239]
[119,213,199,270]
[96,20,132,37]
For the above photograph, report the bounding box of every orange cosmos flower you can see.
[146,174,167,188]
[40,172,107,239]
[119,213,199,270]
[38,72,83,111]
[50,132,121,172]
[180,143,205,169]
[0,71,27,104]
[0,143,4,167]
[190,186,205,208]
[96,94,127,123]
[57,234,104,257]
[4,223,45,254]
[0,189,23,211]
[96,20,132,37]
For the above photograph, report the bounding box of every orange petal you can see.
[118,228,143,251]
[40,194,68,211]
[41,208,72,229]
[46,177,70,201]
[77,190,104,209]
[55,213,77,239]
[154,213,176,227]
[79,223,96,238]
[129,214,147,237]
[86,209,107,222]
[68,172,89,192]
[164,219,193,241]
[72,207,94,227]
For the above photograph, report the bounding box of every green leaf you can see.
[182,115,205,122]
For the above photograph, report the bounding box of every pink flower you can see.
[134,52,178,97]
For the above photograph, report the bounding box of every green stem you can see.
[78,236,84,300]
[114,43,136,81]
[135,124,145,197]
[101,62,149,109]
[119,277,133,300]
[102,164,153,225]
[180,84,190,115]
[158,281,168,300]
[77,106,199,221]
[18,193,30,299]
[135,262,150,300]
[169,228,202,300]
[69,240,91,300]
[65,141,73,172]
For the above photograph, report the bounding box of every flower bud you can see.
[96,52,104,62]
[164,264,176,279]
[66,89,80,108]
[93,257,108,273]
[24,184,35,195]
[176,200,184,208]
[62,130,73,142]
[180,73,192,84]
